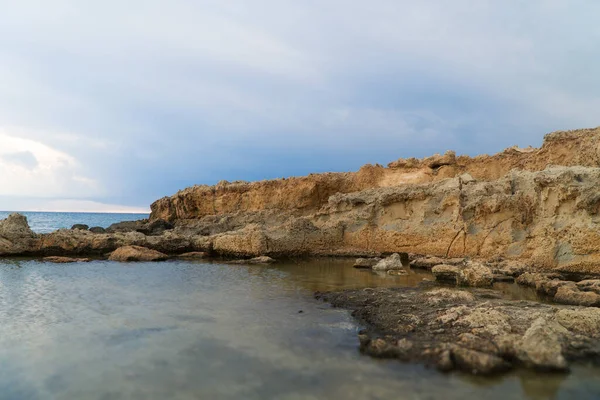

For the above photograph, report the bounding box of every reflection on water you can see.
[0,258,598,399]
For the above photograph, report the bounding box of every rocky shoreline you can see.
[316,284,600,375]
[3,127,600,377]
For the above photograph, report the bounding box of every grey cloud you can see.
[0,1,598,209]
[1,151,39,170]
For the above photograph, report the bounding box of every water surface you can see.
[0,258,598,399]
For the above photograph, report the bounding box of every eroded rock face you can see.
[108,246,169,262]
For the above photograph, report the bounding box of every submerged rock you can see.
[353,257,382,269]
[176,252,207,259]
[229,256,276,264]
[43,256,92,263]
[108,246,168,262]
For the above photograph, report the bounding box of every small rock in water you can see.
[372,253,406,271]
[71,224,89,231]
[176,252,207,259]
[43,256,91,263]
[353,258,381,269]
[108,246,169,262]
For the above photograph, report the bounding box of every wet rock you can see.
[554,285,600,307]
[71,224,89,231]
[317,285,600,376]
[410,256,464,270]
[176,252,207,259]
[450,346,511,375]
[457,263,493,287]
[516,317,568,371]
[108,245,168,262]
[372,253,406,271]
[89,226,106,234]
[432,264,460,282]
[436,350,454,371]
[43,256,91,263]
[353,257,382,269]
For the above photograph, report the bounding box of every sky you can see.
[0,0,599,212]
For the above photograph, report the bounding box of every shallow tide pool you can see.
[0,258,598,399]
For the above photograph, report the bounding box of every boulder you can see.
[372,253,407,271]
[106,220,148,233]
[432,264,461,282]
[457,263,494,287]
[353,257,382,269]
[137,219,174,236]
[0,213,35,238]
[516,317,568,371]
[89,226,107,234]
[43,256,91,263]
[71,224,89,231]
[108,246,168,262]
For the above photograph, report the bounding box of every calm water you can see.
[0,257,598,400]
[0,212,149,233]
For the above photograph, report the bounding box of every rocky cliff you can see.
[142,127,600,273]
[3,127,600,274]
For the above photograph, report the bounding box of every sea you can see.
[0,211,149,233]
[0,213,599,399]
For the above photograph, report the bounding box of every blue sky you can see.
[0,0,599,212]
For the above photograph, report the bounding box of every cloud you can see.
[0,151,39,169]
[0,130,100,198]
[0,1,598,211]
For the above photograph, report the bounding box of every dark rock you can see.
[71,224,89,231]
[89,226,106,234]
[106,219,148,233]
[136,219,174,236]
